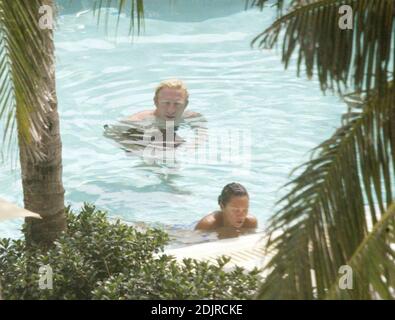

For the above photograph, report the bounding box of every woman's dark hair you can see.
[218,182,249,207]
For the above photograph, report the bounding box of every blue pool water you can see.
[0,0,346,242]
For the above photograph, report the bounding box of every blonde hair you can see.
[154,79,189,101]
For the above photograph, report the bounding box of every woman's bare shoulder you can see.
[244,215,258,228]
[195,211,221,230]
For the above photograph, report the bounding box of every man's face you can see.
[154,87,188,124]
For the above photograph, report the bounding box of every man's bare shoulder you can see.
[195,211,221,230]
[124,110,155,122]
[184,111,202,119]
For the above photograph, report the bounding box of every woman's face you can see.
[221,196,249,229]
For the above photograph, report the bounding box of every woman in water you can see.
[195,183,257,233]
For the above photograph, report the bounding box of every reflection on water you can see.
[166,226,259,248]
[103,115,207,162]
[131,219,259,249]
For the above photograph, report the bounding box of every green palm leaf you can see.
[91,0,145,36]
[257,84,395,299]
[0,0,56,161]
[246,0,308,13]
[253,0,395,300]
[252,0,395,94]
[325,203,395,299]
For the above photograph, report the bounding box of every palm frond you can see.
[246,0,312,13]
[91,0,145,36]
[325,203,395,299]
[0,0,56,161]
[245,0,285,12]
[257,83,395,299]
[252,0,395,94]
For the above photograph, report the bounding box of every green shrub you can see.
[0,204,260,300]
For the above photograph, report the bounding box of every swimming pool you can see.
[0,0,346,242]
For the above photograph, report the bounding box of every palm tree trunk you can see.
[19,0,66,246]
[392,96,395,166]
[392,92,395,142]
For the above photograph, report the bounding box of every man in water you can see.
[105,79,206,151]
[105,79,207,150]
[124,78,202,128]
